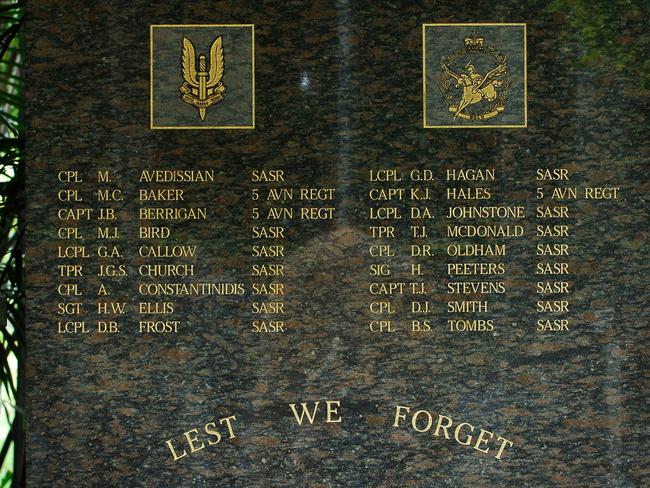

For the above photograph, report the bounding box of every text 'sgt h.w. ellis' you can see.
[179,36,226,121]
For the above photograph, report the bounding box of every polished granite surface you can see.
[25,1,648,486]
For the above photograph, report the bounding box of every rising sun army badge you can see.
[179,36,226,121]
[439,33,510,121]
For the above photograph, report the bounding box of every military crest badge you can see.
[150,24,255,129]
[179,36,226,121]
[439,33,510,121]
[423,23,527,128]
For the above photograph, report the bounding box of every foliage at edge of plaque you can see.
[0,2,24,487]
[548,0,650,88]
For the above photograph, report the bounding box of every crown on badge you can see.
[464,33,485,51]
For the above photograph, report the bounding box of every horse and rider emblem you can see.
[439,33,511,121]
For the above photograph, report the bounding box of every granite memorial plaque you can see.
[25,1,648,487]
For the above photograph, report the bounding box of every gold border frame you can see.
[150,24,255,130]
[422,23,527,129]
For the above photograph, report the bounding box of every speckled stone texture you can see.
[25,1,648,487]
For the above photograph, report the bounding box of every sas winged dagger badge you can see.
[179,36,226,120]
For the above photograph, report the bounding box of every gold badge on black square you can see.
[150,24,255,129]
[423,23,527,129]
